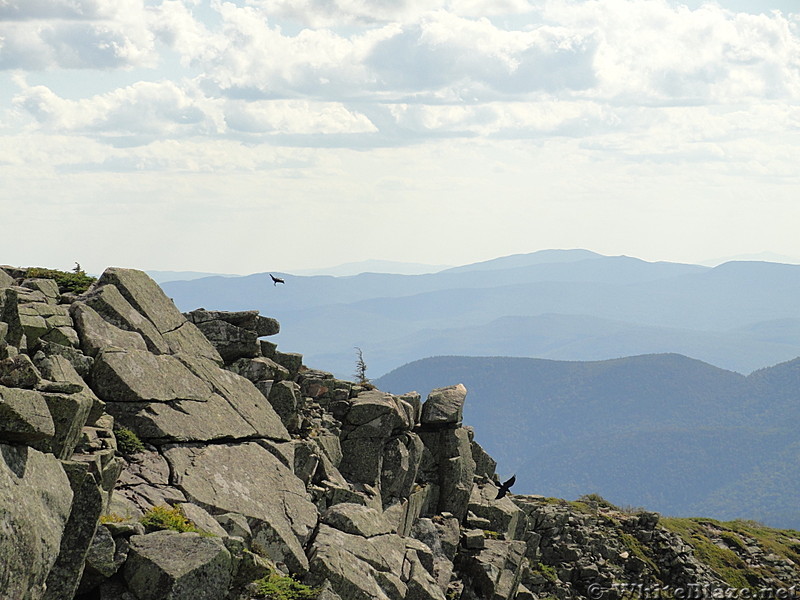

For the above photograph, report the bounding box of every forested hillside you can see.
[375,353,800,528]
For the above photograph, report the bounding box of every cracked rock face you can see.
[124,530,232,600]
[0,385,55,443]
[83,284,171,355]
[458,539,527,600]
[0,444,74,599]
[92,349,215,404]
[93,349,289,444]
[96,268,222,363]
[71,303,149,358]
[161,441,318,573]
[183,309,279,364]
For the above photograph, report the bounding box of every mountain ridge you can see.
[374,352,800,528]
[161,251,800,378]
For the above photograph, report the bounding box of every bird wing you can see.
[503,474,516,489]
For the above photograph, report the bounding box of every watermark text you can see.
[586,583,799,600]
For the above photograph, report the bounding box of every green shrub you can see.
[140,505,209,535]
[482,530,502,540]
[253,571,318,600]
[25,267,96,294]
[576,493,619,510]
[115,427,145,456]
[532,561,558,583]
[618,532,659,572]
[661,518,758,588]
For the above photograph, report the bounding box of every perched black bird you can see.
[269,274,285,286]
[495,474,516,499]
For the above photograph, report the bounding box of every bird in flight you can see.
[269,274,285,286]
[495,474,516,499]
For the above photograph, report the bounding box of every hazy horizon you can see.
[145,248,800,281]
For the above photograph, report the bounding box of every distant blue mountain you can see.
[161,251,800,378]
[292,259,452,276]
[146,270,242,284]
[439,248,604,273]
[358,314,800,375]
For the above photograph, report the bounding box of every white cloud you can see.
[543,0,800,102]
[0,0,158,69]
[224,99,377,134]
[245,0,538,27]
[12,78,220,137]
[158,0,799,108]
[386,100,617,137]
[177,6,600,100]
[363,14,598,97]
[10,76,377,140]
[1,0,799,275]
[4,0,800,154]
[0,0,123,21]
[147,0,215,63]
[182,2,380,99]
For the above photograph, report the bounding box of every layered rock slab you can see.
[308,524,444,600]
[162,441,317,572]
[339,390,411,487]
[418,427,476,521]
[96,268,221,362]
[0,444,73,600]
[320,503,394,538]
[177,354,289,441]
[124,530,232,600]
[92,348,213,404]
[458,539,527,600]
[308,524,407,600]
[184,309,279,364]
[71,303,148,358]
[42,462,105,600]
[0,385,54,443]
[95,349,289,443]
[83,284,170,355]
[468,483,526,541]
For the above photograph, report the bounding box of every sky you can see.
[1,0,799,275]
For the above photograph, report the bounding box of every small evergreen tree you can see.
[354,346,369,385]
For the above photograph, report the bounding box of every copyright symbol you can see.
[587,584,605,600]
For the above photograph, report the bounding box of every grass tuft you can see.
[140,505,212,536]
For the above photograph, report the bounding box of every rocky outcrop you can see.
[123,530,233,600]
[162,441,317,573]
[420,384,466,428]
[184,308,278,363]
[96,268,222,362]
[42,461,105,600]
[2,264,799,600]
[0,444,73,599]
[0,385,55,442]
